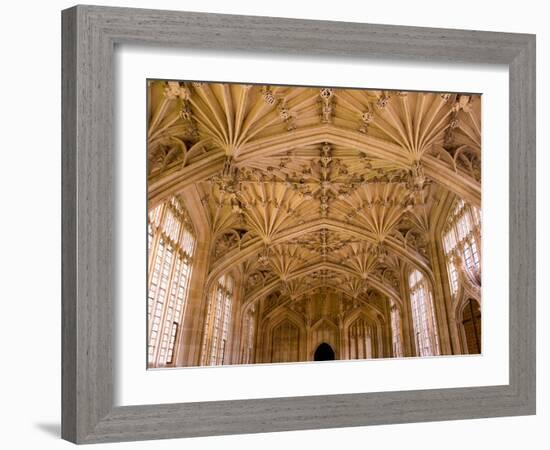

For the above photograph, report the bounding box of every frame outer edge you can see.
[63,5,117,443]
[509,34,536,414]
[61,5,78,443]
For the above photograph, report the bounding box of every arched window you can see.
[390,301,403,357]
[147,196,195,367]
[442,199,481,297]
[201,274,234,366]
[408,269,440,357]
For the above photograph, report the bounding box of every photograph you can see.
[146,80,482,368]
[1,0,542,447]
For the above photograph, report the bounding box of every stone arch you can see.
[206,218,434,289]
[313,343,336,361]
[457,297,481,354]
[310,318,340,361]
[342,307,385,359]
[258,281,389,326]
[235,126,480,206]
[259,309,307,363]
[242,261,401,314]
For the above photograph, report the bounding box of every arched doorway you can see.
[314,343,335,361]
[461,299,481,354]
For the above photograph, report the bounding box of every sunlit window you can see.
[409,269,440,357]
[147,197,195,367]
[443,199,481,297]
[201,274,235,366]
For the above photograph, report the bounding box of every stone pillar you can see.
[399,265,416,357]
[228,273,245,365]
[253,298,266,363]
[305,319,312,361]
[175,236,211,366]
[430,239,461,355]
[340,315,348,360]
[381,298,393,358]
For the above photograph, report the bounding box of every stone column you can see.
[340,315,349,360]
[228,273,245,365]
[175,236,211,366]
[253,298,266,363]
[430,239,461,355]
[381,298,393,358]
[305,318,312,361]
[399,265,416,357]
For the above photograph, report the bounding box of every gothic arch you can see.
[206,218,434,289]
[241,261,400,313]
[236,125,480,207]
[456,298,482,354]
[259,308,307,363]
[263,281,388,319]
[310,318,340,360]
[342,307,384,359]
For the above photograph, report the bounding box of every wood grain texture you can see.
[61,4,536,444]
[61,6,77,443]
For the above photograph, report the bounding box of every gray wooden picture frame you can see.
[61,4,536,444]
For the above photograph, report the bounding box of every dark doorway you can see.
[462,299,481,354]
[314,343,335,361]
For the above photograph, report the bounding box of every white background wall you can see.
[0,0,546,448]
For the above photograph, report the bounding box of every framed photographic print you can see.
[61,4,536,444]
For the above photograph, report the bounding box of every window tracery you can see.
[409,269,440,357]
[201,274,235,365]
[147,196,195,367]
[443,199,481,297]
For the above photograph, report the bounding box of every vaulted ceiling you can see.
[148,80,481,309]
